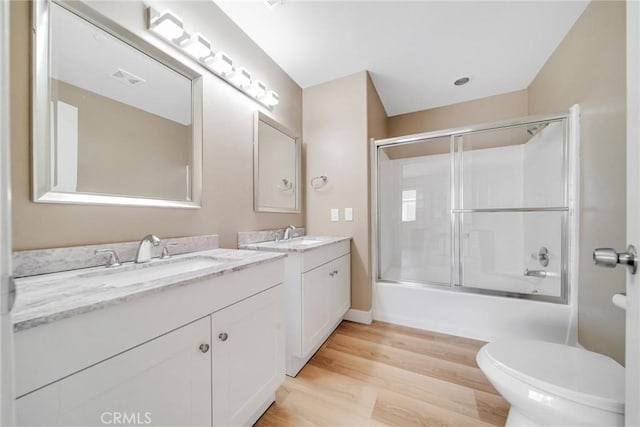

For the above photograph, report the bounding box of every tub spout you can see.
[524,269,547,278]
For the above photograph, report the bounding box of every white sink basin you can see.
[254,236,331,248]
[275,236,328,245]
[294,239,323,246]
[83,257,225,288]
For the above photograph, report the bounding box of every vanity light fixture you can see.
[180,33,212,60]
[247,80,267,98]
[146,7,279,109]
[148,9,184,41]
[260,90,279,107]
[227,67,252,88]
[204,51,233,75]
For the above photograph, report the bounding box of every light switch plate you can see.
[331,208,339,222]
[344,208,353,221]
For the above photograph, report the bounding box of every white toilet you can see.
[477,340,625,426]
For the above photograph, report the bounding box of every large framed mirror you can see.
[32,0,203,208]
[253,112,301,213]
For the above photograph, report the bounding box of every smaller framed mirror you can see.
[253,112,301,213]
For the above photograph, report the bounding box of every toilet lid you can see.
[481,340,625,413]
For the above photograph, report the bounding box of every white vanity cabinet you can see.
[285,239,351,376]
[211,285,284,426]
[301,253,350,356]
[16,317,212,427]
[329,254,351,328]
[14,257,285,427]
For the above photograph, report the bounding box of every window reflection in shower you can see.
[377,119,568,302]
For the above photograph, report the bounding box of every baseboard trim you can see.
[343,308,373,324]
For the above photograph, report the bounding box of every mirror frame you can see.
[32,0,203,208]
[253,112,301,213]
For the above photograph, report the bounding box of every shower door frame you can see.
[371,108,580,304]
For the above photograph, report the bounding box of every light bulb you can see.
[180,33,212,60]
[260,90,279,106]
[149,9,184,40]
[227,67,251,88]
[247,80,267,98]
[204,52,233,75]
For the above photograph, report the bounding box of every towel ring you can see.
[310,176,328,189]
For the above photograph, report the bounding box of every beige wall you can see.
[302,72,386,313]
[54,80,191,200]
[529,0,627,363]
[304,72,372,311]
[366,73,388,309]
[11,0,303,250]
[387,89,528,137]
[367,74,388,141]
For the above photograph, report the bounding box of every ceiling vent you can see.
[111,68,146,87]
[264,0,285,8]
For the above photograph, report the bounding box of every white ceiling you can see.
[51,3,192,125]
[215,1,589,116]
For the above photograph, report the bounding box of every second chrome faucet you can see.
[283,225,296,241]
[135,234,161,263]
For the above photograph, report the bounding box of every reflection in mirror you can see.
[33,1,202,207]
[254,112,300,213]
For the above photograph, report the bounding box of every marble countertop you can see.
[239,236,351,253]
[12,249,286,332]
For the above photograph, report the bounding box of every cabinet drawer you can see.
[302,240,350,272]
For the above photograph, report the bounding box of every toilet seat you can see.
[480,340,625,414]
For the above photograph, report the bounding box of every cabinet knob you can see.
[199,343,210,353]
[218,332,229,342]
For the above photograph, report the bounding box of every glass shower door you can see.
[377,136,452,286]
[376,117,569,303]
[452,120,568,300]
[457,211,565,298]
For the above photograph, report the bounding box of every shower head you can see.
[526,123,549,137]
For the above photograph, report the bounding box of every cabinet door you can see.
[331,253,351,320]
[211,285,284,426]
[301,260,333,356]
[16,317,212,427]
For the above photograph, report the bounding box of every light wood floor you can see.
[256,321,509,427]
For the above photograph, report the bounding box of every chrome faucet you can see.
[283,225,296,241]
[95,249,121,268]
[135,234,161,263]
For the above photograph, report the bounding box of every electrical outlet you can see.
[331,208,339,222]
[344,208,353,221]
